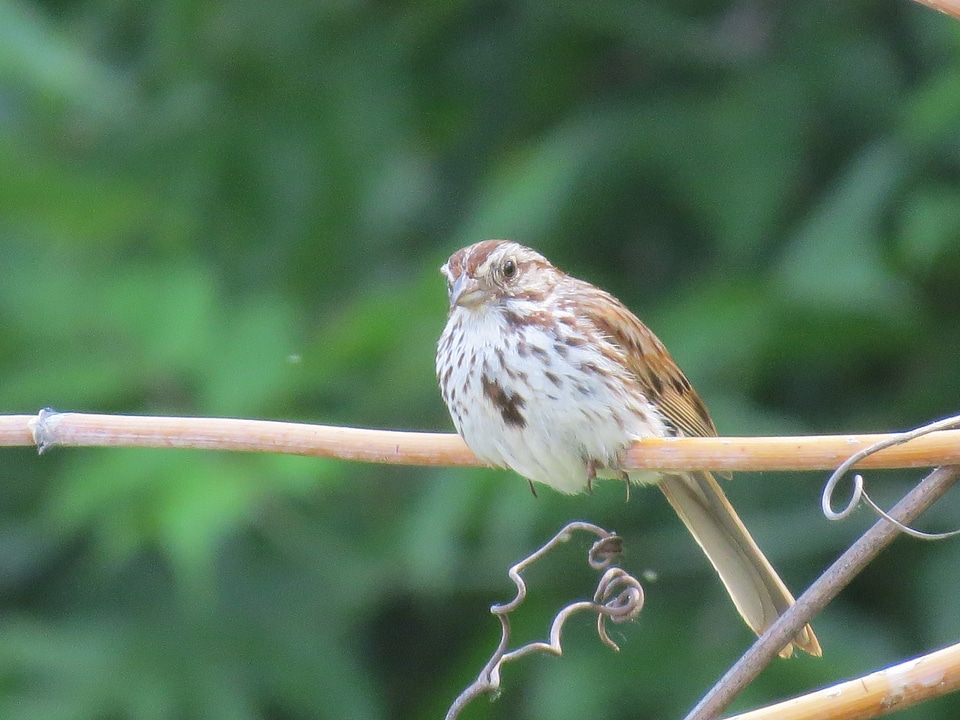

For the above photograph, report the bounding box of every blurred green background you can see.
[2,0,960,718]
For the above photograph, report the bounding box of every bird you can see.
[435,239,820,658]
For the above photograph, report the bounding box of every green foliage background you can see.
[2,0,960,718]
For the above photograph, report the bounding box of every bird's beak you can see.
[448,274,485,308]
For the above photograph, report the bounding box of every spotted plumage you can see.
[436,239,821,658]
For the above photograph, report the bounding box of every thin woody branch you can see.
[684,464,960,720]
[725,639,960,720]
[1,410,960,472]
[911,0,960,20]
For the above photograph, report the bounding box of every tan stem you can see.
[726,640,960,720]
[2,411,960,472]
[911,0,960,20]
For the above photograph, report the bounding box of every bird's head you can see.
[440,240,557,312]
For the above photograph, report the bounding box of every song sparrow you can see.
[436,240,820,658]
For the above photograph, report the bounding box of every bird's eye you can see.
[501,259,517,279]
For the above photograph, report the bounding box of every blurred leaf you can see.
[775,141,914,316]
[456,118,606,247]
[0,0,130,116]
[897,186,960,272]
[45,449,323,588]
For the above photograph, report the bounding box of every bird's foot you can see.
[585,460,597,495]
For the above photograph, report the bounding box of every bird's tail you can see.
[658,472,821,658]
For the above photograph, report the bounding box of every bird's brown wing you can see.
[574,284,717,440]
[575,281,821,657]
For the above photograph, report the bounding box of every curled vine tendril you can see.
[444,522,644,720]
[822,414,960,540]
